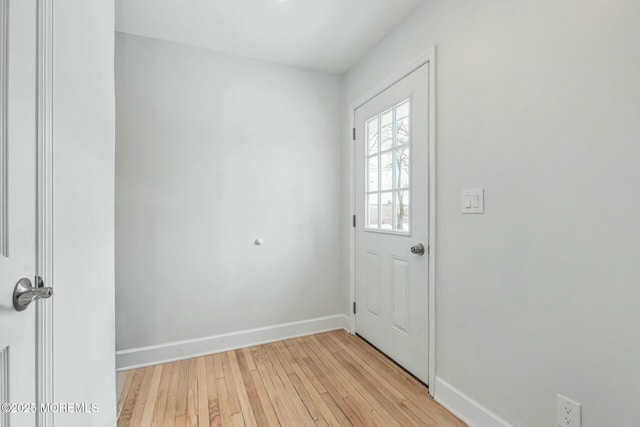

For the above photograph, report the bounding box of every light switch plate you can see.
[462,189,484,214]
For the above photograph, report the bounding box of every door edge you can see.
[35,0,54,425]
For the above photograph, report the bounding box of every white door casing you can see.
[354,63,429,383]
[0,0,38,425]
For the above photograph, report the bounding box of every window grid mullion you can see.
[366,188,409,195]
[392,106,398,231]
[367,147,394,159]
[377,112,382,230]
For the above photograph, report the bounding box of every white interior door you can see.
[355,64,429,382]
[0,0,39,424]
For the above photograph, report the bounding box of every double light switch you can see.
[462,188,484,214]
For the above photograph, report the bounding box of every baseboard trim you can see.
[434,377,513,427]
[116,314,350,371]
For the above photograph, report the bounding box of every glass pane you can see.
[396,100,410,146]
[366,117,378,155]
[367,156,378,192]
[396,146,409,189]
[380,110,393,151]
[380,192,393,230]
[395,100,409,120]
[396,190,410,233]
[397,117,409,146]
[367,193,379,229]
[380,151,393,191]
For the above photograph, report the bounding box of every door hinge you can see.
[428,244,430,255]
[352,128,356,140]
[352,215,356,228]
[353,302,357,314]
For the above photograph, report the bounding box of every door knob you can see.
[410,243,425,256]
[13,277,52,312]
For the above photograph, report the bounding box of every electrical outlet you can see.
[557,394,581,427]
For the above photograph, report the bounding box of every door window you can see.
[365,99,411,233]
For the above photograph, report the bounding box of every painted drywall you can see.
[344,0,640,426]
[53,0,116,425]
[115,34,343,355]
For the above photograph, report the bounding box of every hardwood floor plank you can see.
[291,362,345,427]
[213,353,224,379]
[221,352,242,415]
[174,414,186,426]
[330,346,422,426]
[242,347,256,371]
[287,371,322,421]
[118,369,144,427]
[216,377,233,426]
[283,340,326,394]
[228,350,258,427]
[249,369,280,426]
[271,341,295,375]
[129,367,154,426]
[139,365,164,426]
[117,371,134,420]
[325,332,407,400]
[296,340,349,398]
[153,362,174,426]
[305,335,402,427]
[294,339,370,425]
[318,392,354,427]
[252,344,300,426]
[276,341,345,426]
[311,366,364,426]
[231,412,245,427]
[401,398,442,427]
[118,331,465,427]
[162,396,178,427]
[174,360,191,427]
[197,357,210,427]
[319,334,426,426]
[187,358,199,426]
[162,361,181,426]
[342,394,377,427]
[333,332,464,426]
[205,355,221,426]
[236,349,270,426]
[262,343,315,426]
[337,331,425,391]
[257,344,305,425]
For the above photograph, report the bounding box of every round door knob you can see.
[410,243,425,256]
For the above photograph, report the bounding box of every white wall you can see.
[344,1,640,426]
[115,34,344,361]
[53,0,116,425]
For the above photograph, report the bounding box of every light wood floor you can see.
[117,330,465,426]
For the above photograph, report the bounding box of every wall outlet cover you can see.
[556,394,581,427]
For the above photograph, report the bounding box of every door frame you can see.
[35,0,54,425]
[348,47,436,395]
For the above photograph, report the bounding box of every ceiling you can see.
[115,0,425,74]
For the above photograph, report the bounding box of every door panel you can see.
[366,252,380,316]
[355,64,429,382]
[392,257,409,334]
[0,0,38,424]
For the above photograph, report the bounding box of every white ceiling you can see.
[115,0,425,74]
